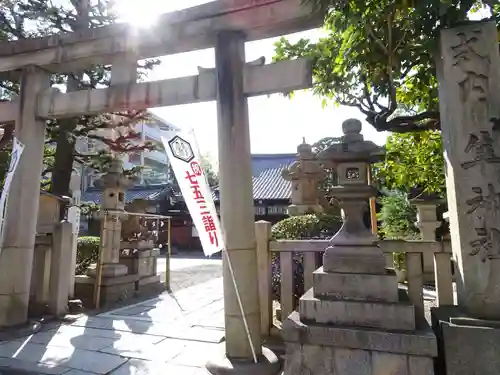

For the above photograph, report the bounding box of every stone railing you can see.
[255,221,455,337]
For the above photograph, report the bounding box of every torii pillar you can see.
[206,31,279,374]
[0,67,51,327]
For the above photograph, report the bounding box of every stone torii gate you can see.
[0,0,321,372]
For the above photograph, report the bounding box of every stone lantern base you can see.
[282,245,438,375]
[74,247,163,307]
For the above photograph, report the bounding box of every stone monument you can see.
[282,138,324,216]
[75,159,136,305]
[412,194,443,283]
[282,119,437,375]
[432,21,500,375]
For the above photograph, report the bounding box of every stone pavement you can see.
[0,258,225,375]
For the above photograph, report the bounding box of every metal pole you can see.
[93,211,105,309]
[368,166,378,236]
[165,217,171,290]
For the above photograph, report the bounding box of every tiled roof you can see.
[214,153,296,201]
[82,185,170,204]
[252,154,295,200]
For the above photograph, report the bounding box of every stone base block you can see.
[87,263,128,278]
[283,311,437,375]
[75,274,137,307]
[75,273,164,308]
[206,346,280,375]
[299,289,415,331]
[432,306,500,375]
[313,267,399,302]
[323,245,386,274]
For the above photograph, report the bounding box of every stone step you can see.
[299,289,416,331]
[313,267,399,302]
[323,245,387,274]
[283,311,437,357]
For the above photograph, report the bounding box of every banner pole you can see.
[188,129,258,364]
[223,249,258,364]
[156,125,257,362]
[166,217,171,291]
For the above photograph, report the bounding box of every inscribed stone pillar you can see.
[282,139,324,216]
[0,66,51,327]
[49,221,73,316]
[209,31,264,368]
[437,21,500,319]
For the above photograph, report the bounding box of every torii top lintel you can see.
[0,0,322,74]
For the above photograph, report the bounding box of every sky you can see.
[114,0,390,161]
[114,0,491,162]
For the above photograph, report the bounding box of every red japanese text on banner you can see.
[160,129,224,256]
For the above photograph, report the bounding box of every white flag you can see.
[160,129,224,256]
[0,138,25,242]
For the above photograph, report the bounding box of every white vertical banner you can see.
[0,138,25,242]
[160,129,224,256]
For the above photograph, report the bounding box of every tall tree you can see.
[273,0,498,133]
[373,130,445,196]
[0,0,158,193]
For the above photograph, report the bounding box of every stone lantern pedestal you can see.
[282,119,437,375]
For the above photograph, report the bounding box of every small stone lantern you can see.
[282,138,324,216]
[317,118,385,272]
[90,159,133,278]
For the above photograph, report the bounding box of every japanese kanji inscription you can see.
[469,224,500,262]
[185,161,219,247]
[451,28,490,103]
[466,184,500,214]
[461,130,500,169]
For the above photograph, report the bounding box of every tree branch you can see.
[372,111,441,133]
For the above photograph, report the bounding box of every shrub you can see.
[271,213,342,305]
[377,192,419,269]
[76,236,100,275]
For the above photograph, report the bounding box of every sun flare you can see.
[114,0,214,28]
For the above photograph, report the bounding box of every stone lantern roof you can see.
[317,119,385,163]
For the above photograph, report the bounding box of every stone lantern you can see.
[283,119,437,375]
[411,192,444,283]
[281,138,324,216]
[90,158,133,278]
[317,118,385,270]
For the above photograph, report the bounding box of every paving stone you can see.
[109,359,199,375]
[100,338,186,362]
[0,358,69,375]
[71,317,189,339]
[0,265,224,375]
[63,370,98,375]
[16,332,116,352]
[166,327,224,344]
[170,342,223,368]
[110,306,155,317]
[0,342,126,374]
